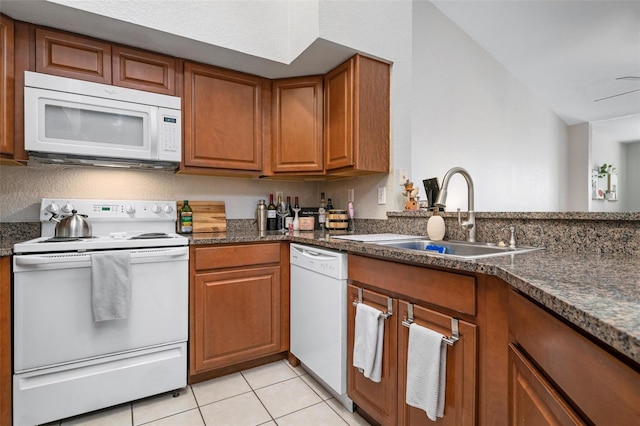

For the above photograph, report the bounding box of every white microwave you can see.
[24,71,181,170]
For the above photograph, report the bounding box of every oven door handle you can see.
[15,254,91,266]
[130,247,188,259]
[15,247,187,267]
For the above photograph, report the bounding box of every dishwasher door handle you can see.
[293,245,339,261]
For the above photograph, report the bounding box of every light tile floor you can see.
[44,359,371,426]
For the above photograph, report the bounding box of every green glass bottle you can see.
[180,200,193,233]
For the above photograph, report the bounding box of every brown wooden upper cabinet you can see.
[35,28,176,95]
[112,45,176,95]
[0,15,15,158]
[324,54,390,176]
[182,61,264,173]
[36,28,112,84]
[271,76,324,174]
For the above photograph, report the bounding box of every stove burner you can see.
[40,236,95,243]
[129,233,172,240]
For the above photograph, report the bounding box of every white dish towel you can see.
[405,322,447,421]
[91,252,132,322]
[353,302,385,382]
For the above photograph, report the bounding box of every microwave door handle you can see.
[149,108,158,159]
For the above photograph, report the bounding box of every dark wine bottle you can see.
[267,193,277,230]
[287,196,293,218]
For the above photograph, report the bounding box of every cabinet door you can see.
[35,28,111,84]
[112,46,176,95]
[347,285,398,426]
[397,301,478,426]
[191,266,280,374]
[509,344,584,426]
[183,62,263,171]
[0,15,14,156]
[324,54,390,175]
[509,291,640,424]
[324,58,354,171]
[271,76,324,173]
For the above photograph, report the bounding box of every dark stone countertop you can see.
[189,230,640,366]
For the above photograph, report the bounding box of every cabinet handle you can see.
[402,303,460,346]
[352,287,393,319]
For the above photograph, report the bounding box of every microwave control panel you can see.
[159,109,181,159]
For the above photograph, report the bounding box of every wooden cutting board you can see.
[177,201,226,233]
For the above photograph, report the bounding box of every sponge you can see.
[425,245,447,254]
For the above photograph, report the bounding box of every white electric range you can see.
[13,199,189,426]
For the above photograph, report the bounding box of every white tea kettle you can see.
[50,210,92,238]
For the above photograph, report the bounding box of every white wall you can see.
[625,142,640,211]
[566,123,590,211]
[408,1,568,213]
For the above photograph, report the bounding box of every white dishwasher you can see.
[290,243,353,411]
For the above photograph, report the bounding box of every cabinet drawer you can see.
[348,255,476,316]
[195,243,280,271]
[509,290,640,425]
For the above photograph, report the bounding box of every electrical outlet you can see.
[377,187,386,205]
[399,168,408,185]
[275,191,283,201]
[348,188,355,203]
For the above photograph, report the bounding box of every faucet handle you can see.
[501,226,516,248]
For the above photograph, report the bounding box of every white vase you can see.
[427,215,446,241]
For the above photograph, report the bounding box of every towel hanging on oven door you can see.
[91,251,131,322]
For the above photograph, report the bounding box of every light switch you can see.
[377,187,386,205]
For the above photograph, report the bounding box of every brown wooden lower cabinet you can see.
[509,290,640,425]
[397,301,477,426]
[508,344,584,426]
[347,285,398,426]
[189,243,289,383]
[346,284,479,426]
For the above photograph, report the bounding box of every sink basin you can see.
[370,238,542,259]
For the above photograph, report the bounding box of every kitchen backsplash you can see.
[4,212,640,256]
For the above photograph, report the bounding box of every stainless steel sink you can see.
[370,238,542,259]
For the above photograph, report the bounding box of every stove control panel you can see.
[40,199,178,222]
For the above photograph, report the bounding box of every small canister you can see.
[327,209,349,230]
[257,200,267,232]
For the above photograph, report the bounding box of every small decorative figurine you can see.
[402,179,419,211]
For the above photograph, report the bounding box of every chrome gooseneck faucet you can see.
[435,167,476,242]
